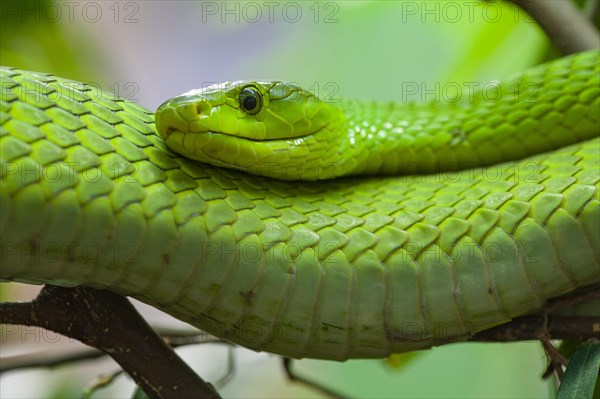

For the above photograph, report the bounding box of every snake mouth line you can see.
[164,128,316,155]
[196,128,321,142]
[164,121,322,143]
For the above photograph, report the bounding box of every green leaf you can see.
[557,343,600,399]
[131,386,151,399]
[384,351,423,370]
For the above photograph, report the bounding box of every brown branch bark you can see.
[471,315,600,342]
[506,0,600,54]
[470,285,600,342]
[2,285,598,398]
[0,285,221,399]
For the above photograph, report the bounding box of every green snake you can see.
[1,50,599,361]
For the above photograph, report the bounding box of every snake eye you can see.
[239,86,262,115]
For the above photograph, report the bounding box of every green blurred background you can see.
[1,0,589,397]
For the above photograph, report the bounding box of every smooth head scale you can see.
[156,81,348,180]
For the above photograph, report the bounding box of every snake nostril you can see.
[155,105,192,138]
[195,101,211,116]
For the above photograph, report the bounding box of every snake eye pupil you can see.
[239,87,262,115]
[243,95,257,111]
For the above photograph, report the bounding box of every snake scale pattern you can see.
[1,50,599,360]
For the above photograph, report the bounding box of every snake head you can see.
[155,81,347,180]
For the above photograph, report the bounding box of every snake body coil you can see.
[1,51,599,360]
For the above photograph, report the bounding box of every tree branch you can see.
[282,358,345,399]
[507,0,600,54]
[0,285,221,399]
[0,348,106,373]
[1,330,230,375]
[471,315,599,342]
[470,285,600,342]
[583,0,600,21]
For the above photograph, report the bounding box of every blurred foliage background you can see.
[1,0,595,397]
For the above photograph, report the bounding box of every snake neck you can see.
[332,50,599,177]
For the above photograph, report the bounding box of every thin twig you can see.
[83,369,124,398]
[213,347,236,389]
[283,358,345,399]
[544,284,600,311]
[537,332,567,382]
[0,348,106,373]
[0,328,230,376]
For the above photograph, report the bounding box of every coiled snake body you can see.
[1,51,599,360]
